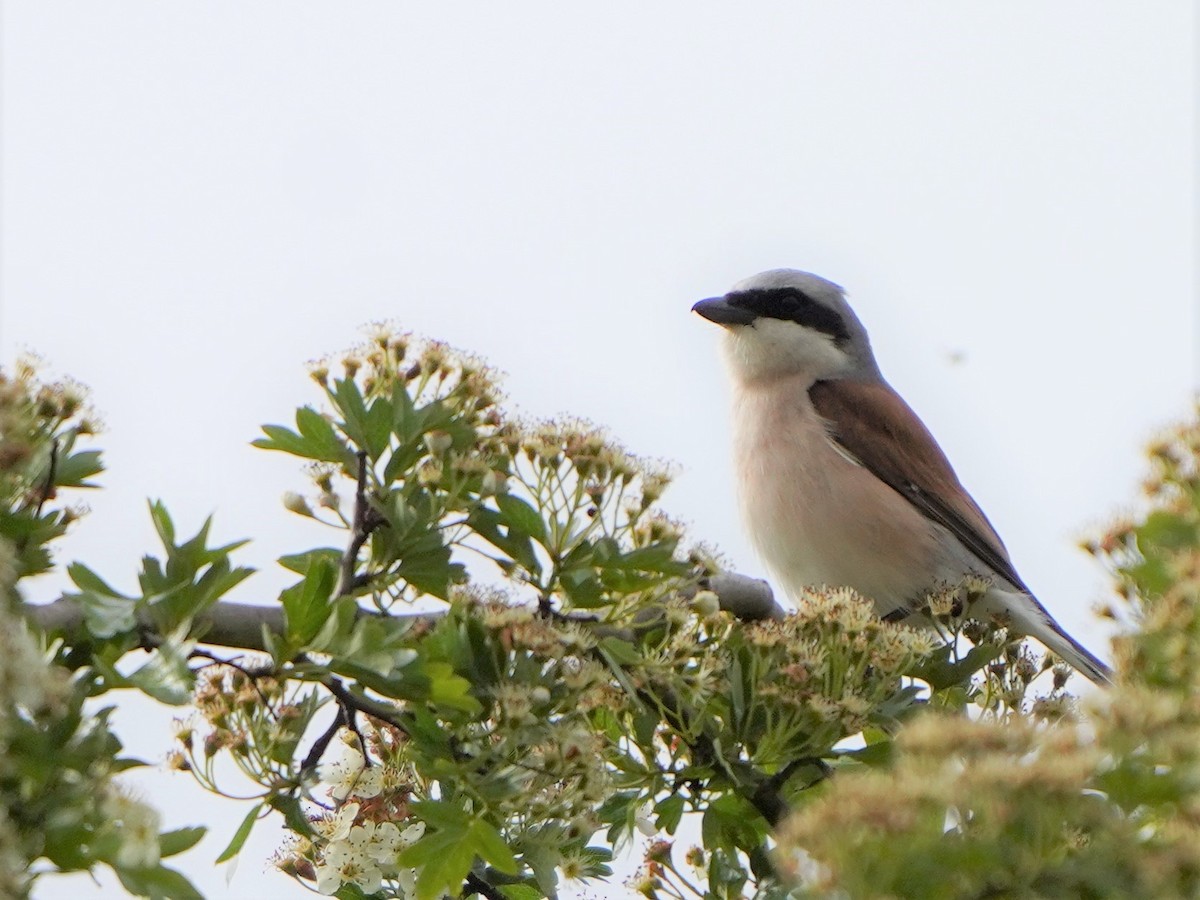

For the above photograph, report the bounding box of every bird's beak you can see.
[692,297,756,327]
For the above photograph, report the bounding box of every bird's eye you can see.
[725,288,851,345]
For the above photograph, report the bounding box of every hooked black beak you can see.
[691,297,756,327]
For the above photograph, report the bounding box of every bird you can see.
[692,268,1111,685]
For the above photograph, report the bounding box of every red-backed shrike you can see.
[694,268,1110,685]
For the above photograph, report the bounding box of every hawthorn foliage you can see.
[5,338,1192,900]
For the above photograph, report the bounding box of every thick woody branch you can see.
[703,572,785,621]
[22,572,781,653]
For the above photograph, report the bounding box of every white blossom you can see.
[314,802,360,842]
[104,792,162,870]
[319,742,383,801]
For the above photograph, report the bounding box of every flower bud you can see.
[480,470,508,496]
[283,491,314,517]
[690,590,720,618]
[423,431,453,455]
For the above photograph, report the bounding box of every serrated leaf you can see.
[910,642,1002,690]
[278,547,342,576]
[468,819,518,875]
[55,448,104,487]
[281,555,336,645]
[68,561,130,599]
[597,636,640,666]
[409,801,471,831]
[67,570,137,638]
[252,424,309,456]
[655,794,685,834]
[423,661,482,714]
[128,638,195,705]
[294,406,353,463]
[148,499,176,548]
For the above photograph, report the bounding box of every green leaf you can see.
[400,827,475,900]
[909,641,1001,690]
[158,826,206,859]
[701,794,765,856]
[149,499,176,548]
[281,555,336,645]
[278,547,342,576]
[68,562,137,638]
[495,494,547,544]
[1138,509,1199,551]
[560,566,603,608]
[409,801,471,832]
[333,378,373,454]
[611,540,687,575]
[68,561,131,599]
[365,396,394,460]
[655,794,685,834]
[467,506,541,576]
[836,740,894,767]
[268,794,313,839]
[468,819,518,875]
[55,448,104,487]
[396,538,459,600]
[215,803,262,864]
[498,886,543,900]
[423,661,483,715]
[115,864,205,900]
[597,636,640,666]
[128,636,196,705]
[254,410,353,465]
[295,406,354,464]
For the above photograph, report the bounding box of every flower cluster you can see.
[302,738,424,896]
[776,406,1200,899]
[175,666,317,797]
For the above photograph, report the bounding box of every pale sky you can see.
[3,4,1195,897]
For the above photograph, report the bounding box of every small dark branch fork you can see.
[33,438,59,518]
[463,872,505,900]
[301,703,349,774]
[336,451,384,599]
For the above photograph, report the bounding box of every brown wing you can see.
[809,378,1031,594]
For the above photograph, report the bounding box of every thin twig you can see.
[322,675,411,737]
[335,451,381,599]
[188,648,281,720]
[324,675,369,757]
[301,705,348,773]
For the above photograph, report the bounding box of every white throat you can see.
[722,318,852,385]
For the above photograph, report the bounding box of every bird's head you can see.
[692,269,880,384]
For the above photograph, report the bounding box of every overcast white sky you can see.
[3,3,1195,897]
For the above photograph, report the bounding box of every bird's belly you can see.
[734,394,944,617]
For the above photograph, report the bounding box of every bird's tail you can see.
[1035,620,1113,686]
[988,589,1113,686]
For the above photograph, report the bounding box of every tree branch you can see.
[21,572,780,654]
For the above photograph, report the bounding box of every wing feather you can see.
[808,378,1031,595]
